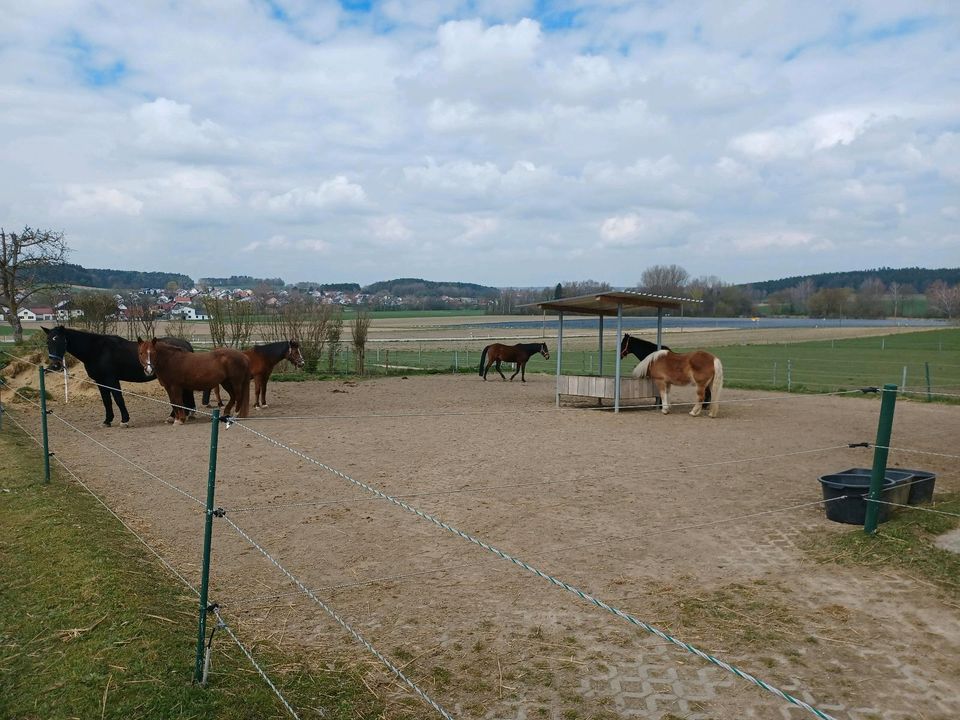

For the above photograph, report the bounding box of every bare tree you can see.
[788,279,816,314]
[926,281,960,320]
[351,311,372,375]
[73,292,119,335]
[0,226,69,342]
[123,293,160,340]
[326,308,344,373]
[638,264,689,296]
[226,299,255,348]
[201,296,227,346]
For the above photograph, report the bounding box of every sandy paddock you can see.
[5,368,960,720]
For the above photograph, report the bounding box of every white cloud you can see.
[0,3,957,284]
[370,216,413,244]
[258,177,367,215]
[451,215,499,246]
[60,186,143,216]
[599,209,697,248]
[130,98,237,157]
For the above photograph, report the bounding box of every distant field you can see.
[321,328,960,401]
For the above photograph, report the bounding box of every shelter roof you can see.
[526,290,701,316]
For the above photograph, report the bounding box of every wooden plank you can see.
[557,375,655,400]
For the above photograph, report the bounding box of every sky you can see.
[2,1,958,288]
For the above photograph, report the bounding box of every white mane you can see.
[632,349,669,377]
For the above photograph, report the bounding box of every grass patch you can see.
[805,494,960,599]
[0,422,384,719]
[552,328,960,401]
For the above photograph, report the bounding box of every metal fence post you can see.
[39,367,51,484]
[773,361,777,387]
[194,408,221,684]
[787,359,792,392]
[925,362,931,402]
[864,384,897,534]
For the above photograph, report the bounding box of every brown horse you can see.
[620,334,723,417]
[479,342,550,382]
[138,339,251,424]
[203,340,305,409]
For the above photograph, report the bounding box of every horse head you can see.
[619,333,633,359]
[287,340,306,368]
[42,325,68,371]
[539,343,550,360]
[137,338,159,376]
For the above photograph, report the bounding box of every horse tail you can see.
[709,357,724,417]
[479,346,489,376]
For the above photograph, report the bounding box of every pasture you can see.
[3,360,958,719]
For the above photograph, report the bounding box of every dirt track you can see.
[6,366,959,720]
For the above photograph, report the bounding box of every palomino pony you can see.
[138,339,251,424]
[479,342,550,382]
[203,340,305,409]
[42,326,196,427]
[620,333,723,417]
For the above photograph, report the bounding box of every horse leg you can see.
[166,385,186,424]
[510,362,522,381]
[98,386,115,427]
[657,380,671,414]
[690,381,705,416]
[202,389,212,408]
[495,360,507,380]
[255,375,266,408]
[111,386,132,427]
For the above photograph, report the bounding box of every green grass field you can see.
[0,421,387,720]
[306,329,960,400]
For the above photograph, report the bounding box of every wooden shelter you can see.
[528,290,701,412]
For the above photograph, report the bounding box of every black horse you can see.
[619,333,708,408]
[479,342,550,382]
[43,326,196,426]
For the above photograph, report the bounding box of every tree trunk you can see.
[12,315,23,344]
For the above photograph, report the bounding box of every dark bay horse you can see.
[620,333,723,417]
[138,339,251,424]
[479,342,550,382]
[42,326,196,427]
[202,340,305,409]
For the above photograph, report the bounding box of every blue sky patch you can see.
[65,31,126,87]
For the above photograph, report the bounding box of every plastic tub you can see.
[833,468,913,507]
[892,468,937,505]
[819,473,902,525]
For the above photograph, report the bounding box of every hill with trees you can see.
[362,278,500,299]
[744,267,960,295]
[34,263,192,290]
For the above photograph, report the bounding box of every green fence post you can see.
[194,408,221,684]
[864,384,897,535]
[39,367,51,484]
[787,359,792,392]
[925,362,931,402]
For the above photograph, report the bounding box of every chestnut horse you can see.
[620,334,723,417]
[138,339,251,424]
[203,339,305,409]
[479,342,549,382]
[43,326,196,427]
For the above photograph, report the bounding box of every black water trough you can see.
[893,468,937,505]
[818,471,912,525]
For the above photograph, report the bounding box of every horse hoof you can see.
[102,421,112,428]
[260,404,267,408]
[202,404,213,409]
[120,422,129,428]
[164,416,175,424]
[173,418,184,426]
[661,409,670,415]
